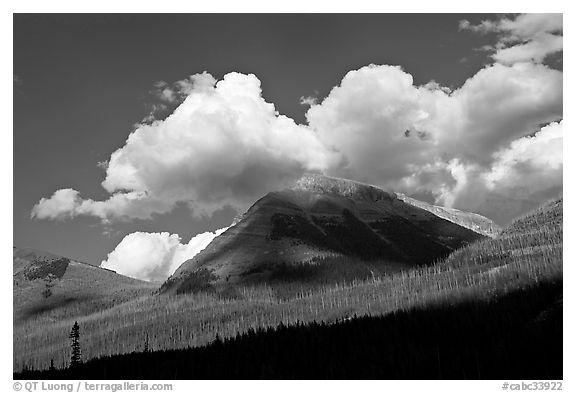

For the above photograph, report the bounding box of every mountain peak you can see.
[293,174,499,238]
[293,174,395,203]
[162,174,497,294]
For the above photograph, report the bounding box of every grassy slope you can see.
[14,199,561,374]
[13,248,158,371]
[14,248,157,322]
[17,280,561,379]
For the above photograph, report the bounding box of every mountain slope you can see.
[18,282,561,380]
[13,247,157,324]
[162,175,493,293]
[16,198,561,378]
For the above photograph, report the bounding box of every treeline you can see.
[16,280,562,380]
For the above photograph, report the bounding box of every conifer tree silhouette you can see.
[69,321,81,367]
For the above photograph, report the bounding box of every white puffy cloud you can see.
[486,120,562,186]
[493,34,563,65]
[32,15,562,227]
[306,62,561,180]
[32,62,562,226]
[100,227,228,282]
[31,189,170,222]
[143,72,216,123]
[32,71,339,222]
[31,189,83,220]
[460,13,562,64]
[449,62,562,163]
[299,96,318,107]
[305,61,561,223]
[444,121,563,223]
[33,62,562,226]
[306,64,456,182]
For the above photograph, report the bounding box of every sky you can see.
[13,14,563,282]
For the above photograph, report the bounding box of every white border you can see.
[4,3,573,391]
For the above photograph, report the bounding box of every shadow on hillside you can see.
[17,295,94,323]
[15,279,562,380]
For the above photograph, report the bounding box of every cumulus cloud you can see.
[32,14,562,227]
[100,227,228,282]
[305,61,561,224]
[31,189,83,220]
[460,13,563,64]
[444,121,563,223]
[32,62,562,226]
[299,95,318,107]
[32,71,339,222]
[306,64,455,182]
[306,62,561,179]
[31,189,170,222]
[142,72,216,123]
[448,62,562,163]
